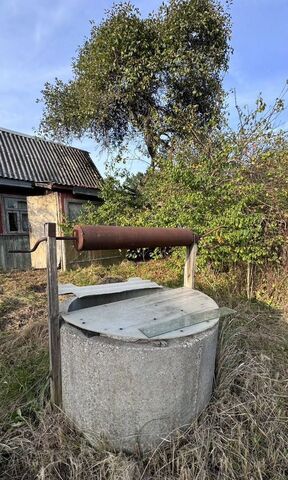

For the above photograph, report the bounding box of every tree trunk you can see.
[143,116,157,169]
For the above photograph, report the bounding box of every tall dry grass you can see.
[0,261,287,479]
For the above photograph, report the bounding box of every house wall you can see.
[57,191,124,270]
[0,234,31,271]
[0,189,124,272]
[27,190,125,271]
[62,239,124,270]
[0,192,31,271]
[0,198,4,234]
[28,192,62,269]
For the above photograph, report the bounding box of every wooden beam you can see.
[45,222,62,406]
[184,243,198,289]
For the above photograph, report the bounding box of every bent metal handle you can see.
[73,225,199,251]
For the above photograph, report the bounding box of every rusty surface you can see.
[9,224,199,254]
[73,225,199,251]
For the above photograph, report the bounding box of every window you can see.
[68,201,85,221]
[67,200,101,222]
[4,197,29,233]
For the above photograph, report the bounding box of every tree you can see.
[39,0,231,167]
[71,94,288,271]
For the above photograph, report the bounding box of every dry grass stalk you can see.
[0,262,287,479]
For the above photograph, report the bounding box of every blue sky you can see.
[0,0,287,175]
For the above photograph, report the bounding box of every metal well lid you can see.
[59,277,162,298]
[61,287,220,340]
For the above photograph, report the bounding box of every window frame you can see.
[3,195,29,235]
[66,199,101,222]
[67,200,86,222]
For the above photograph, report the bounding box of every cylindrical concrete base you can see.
[61,322,218,452]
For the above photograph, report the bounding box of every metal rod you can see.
[56,236,75,241]
[46,223,62,407]
[9,236,74,253]
[9,237,47,253]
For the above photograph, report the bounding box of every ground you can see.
[0,259,287,479]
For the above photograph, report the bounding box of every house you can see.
[0,127,120,271]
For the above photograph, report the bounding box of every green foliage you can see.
[75,96,288,269]
[39,0,231,166]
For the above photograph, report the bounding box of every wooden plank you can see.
[184,243,198,289]
[0,235,31,271]
[46,223,62,406]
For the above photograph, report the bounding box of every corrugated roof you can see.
[0,127,102,189]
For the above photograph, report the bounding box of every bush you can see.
[72,96,288,272]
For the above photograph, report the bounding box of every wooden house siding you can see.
[0,128,104,272]
[0,234,31,271]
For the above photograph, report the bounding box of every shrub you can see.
[72,96,288,272]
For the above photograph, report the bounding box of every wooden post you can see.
[45,222,62,406]
[184,243,198,289]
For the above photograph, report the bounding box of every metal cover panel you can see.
[140,308,220,338]
[61,287,220,340]
[58,278,162,298]
[140,307,236,338]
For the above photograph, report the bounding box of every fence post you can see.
[184,243,198,289]
[45,222,62,406]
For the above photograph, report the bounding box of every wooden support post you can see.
[45,222,62,406]
[184,243,198,289]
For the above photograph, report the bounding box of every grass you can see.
[0,260,287,479]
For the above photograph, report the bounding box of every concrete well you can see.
[60,282,219,453]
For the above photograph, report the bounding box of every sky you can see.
[0,0,287,175]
